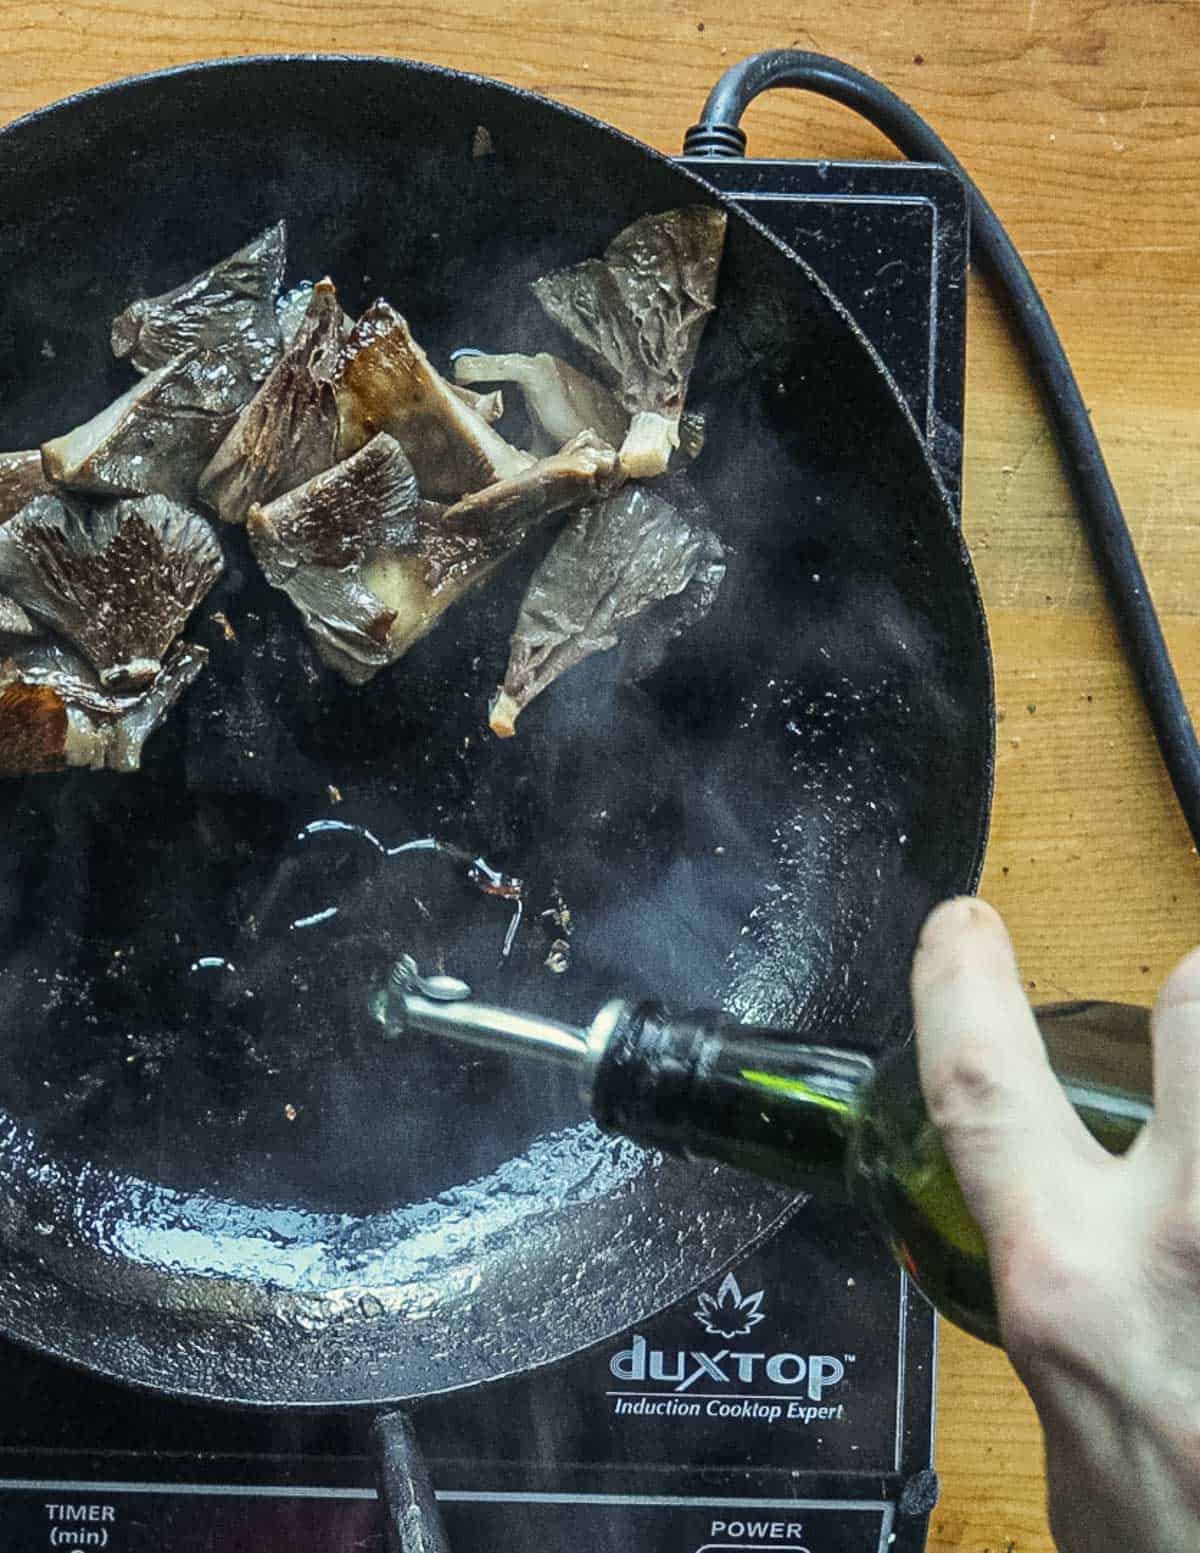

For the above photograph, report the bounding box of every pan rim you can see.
[0,53,994,1407]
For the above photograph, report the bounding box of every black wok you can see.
[0,47,991,1497]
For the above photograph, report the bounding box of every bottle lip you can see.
[580,999,637,1100]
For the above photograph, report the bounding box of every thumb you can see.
[910,898,1096,1247]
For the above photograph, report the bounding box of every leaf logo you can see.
[693,1272,766,1339]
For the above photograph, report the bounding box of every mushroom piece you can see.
[448,381,505,424]
[277,279,356,348]
[248,431,615,685]
[253,563,401,686]
[0,494,224,690]
[0,455,55,636]
[489,484,725,739]
[41,346,253,502]
[246,433,434,684]
[453,351,627,451]
[283,305,506,433]
[532,206,726,478]
[335,300,534,498]
[352,431,617,675]
[678,409,707,464]
[0,639,207,776]
[0,450,53,524]
[423,429,620,590]
[247,431,431,571]
[0,595,38,639]
[111,221,286,380]
[198,279,343,525]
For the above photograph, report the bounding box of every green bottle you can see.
[382,965,1153,1347]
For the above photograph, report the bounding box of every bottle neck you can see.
[588,1003,877,1201]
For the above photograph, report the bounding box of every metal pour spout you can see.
[400,994,591,1068]
[376,957,622,1075]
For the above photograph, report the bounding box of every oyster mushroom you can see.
[0,639,207,776]
[678,409,707,464]
[532,206,726,477]
[246,431,432,572]
[248,431,613,685]
[424,428,620,589]
[41,346,253,502]
[489,484,725,738]
[198,278,344,525]
[454,351,627,452]
[246,433,433,683]
[0,455,54,636]
[111,221,286,380]
[449,382,505,424]
[0,450,53,524]
[351,431,616,675]
[253,563,400,685]
[0,494,224,690]
[0,595,37,638]
[335,300,533,497]
[279,292,504,448]
[277,279,356,348]
[0,661,66,774]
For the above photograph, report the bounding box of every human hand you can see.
[910,897,1200,1553]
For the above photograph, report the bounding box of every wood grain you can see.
[3,4,1199,1550]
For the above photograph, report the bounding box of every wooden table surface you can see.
[2,2,1198,1549]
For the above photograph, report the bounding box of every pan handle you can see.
[372,1410,454,1553]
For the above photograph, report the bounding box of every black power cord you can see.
[685,50,1200,855]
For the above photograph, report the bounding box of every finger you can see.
[910,897,1097,1244]
[1145,944,1200,1154]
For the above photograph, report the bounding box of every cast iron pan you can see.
[0,57,992,1415]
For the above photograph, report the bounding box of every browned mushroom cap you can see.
[246,432,430,573]
[453,352,627,451]
[0,671,67,774]
[111,221,286,380]
[198,278,344,525]
[532,206,726,477]
[0,639,207,776]
[41,347,253,502]
[277,279,356,348]
[0,495,224,690]
[0,450,53,524]
[335,300,534,498]
[245,433,430,685]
